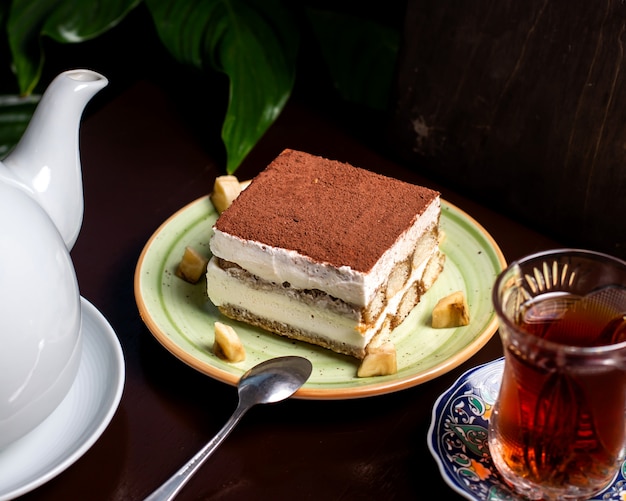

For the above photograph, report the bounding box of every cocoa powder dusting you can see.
[215,149,439,272]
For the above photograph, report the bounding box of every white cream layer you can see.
[210,198,440,307]
[206,246,437,352]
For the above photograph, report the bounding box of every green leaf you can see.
[0,94,40,158]
[146,0,298,173]
[7,0,141,95]
[307,9,400,111]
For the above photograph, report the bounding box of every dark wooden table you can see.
[16,78,558,501]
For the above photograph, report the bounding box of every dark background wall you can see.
[7,1,625,257]
[390,0,626,258]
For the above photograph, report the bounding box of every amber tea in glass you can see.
[489,249,626,500]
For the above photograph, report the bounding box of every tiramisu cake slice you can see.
[206,149,445,359]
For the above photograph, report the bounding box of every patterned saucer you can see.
[428,358,626,500]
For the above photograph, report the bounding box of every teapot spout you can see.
[2,69,108,249]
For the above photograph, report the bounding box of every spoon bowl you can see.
[144,355,312,501]
[238,356,313,404]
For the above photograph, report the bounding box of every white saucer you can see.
[0,297,125,500]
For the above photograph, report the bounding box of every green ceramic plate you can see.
[134,196,506,399]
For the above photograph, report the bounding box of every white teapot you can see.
[0,69,107,449]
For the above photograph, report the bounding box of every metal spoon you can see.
[144,356,313,501]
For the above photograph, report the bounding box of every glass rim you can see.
[492,247,626,354]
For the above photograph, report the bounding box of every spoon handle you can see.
[144,402,249,501]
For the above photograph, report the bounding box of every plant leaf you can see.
[7,0,141,95]
[307,9,400,111]
[146,0,298,173]
[0,94,40,158]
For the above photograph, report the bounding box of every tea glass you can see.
[489,249,626,500]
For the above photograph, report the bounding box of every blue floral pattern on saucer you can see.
[428,358,626,500]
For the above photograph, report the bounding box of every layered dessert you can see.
[206,149,445,359]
